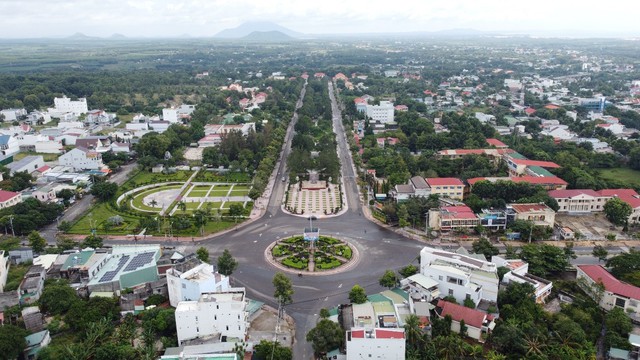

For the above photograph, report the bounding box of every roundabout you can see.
[265,235,359,275]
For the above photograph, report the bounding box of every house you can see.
[85,110,115,125]
[435,300,495,342]
[491,256,553,304]
[420,247,499,304]
[345,328,405,360]
[59,147,104,171]
[467,176,567,191]
[163,105,196,123]
[485,138,508,149]
[19,265,46,305]
[400,273,441,303]
[0,251,8,292]
[428,205,480,231]
[506,203,556,227]
[8,248,33,264]
[504,154,560,177]
[23,330,51,360]
[31,183,57,202]
[86,245,161,294]
[577,265,640,316]
[0,108,27,122]
[425,178,464,200]
[0,190,22,209]
[75,137,110,151]
[6,155,45,175]
[175,288,248,345]
[167,262,230,307]
[110,142,130,153]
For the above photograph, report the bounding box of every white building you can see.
[0,108,27,122]
[365,101,395,124]
[175,288,248,345]
[491,256,553,304]
[420,247,499,305]
[0,190,23,209]
[0,251,9,292]
[167,263,230,307]
[7,155,45,175]
[346,328,405,360]
[163,105,196,124]
[577,265,640,317]
[51,96,88,116]
[59,147,104,171]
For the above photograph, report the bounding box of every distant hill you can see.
[66,32,100,40]
[215,21,301,39]
[108,33,127,39]
[240,31,295,42]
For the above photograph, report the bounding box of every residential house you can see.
[0,108,27,122]
[85,110,115,125]
[420,247,499,304]
[345,328,405,360]
[6,155,45,175]
[59,147,104,171]
[400,273,441,303]
[19,265,46,305]
[506,203,556,227]
[31,183,57,202]
[175,288,248,345]
[0,190,22,209]
[577,265,640,318]
[425,178,464,200]
[434,300,495,342]
[597,123,625,135]
[23,330,51,360]
[491,256,553,304]
[9,248,33,264]
[163,105,196,123]
[0,251,8,292]
[167,262,230,307]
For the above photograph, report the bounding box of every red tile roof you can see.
[351,329,365,338]
[426,178,464,186]
[545,104,561,110]
[485,138,507,148]
[437,300,487,328]
[36,165,50,173]
[548,189,601,198]
[441,206,477,219]
[578,265,640,301]
[599,189,640,208]
[525,107,536,115]
[510,176,567,186]
[0,190,20,203]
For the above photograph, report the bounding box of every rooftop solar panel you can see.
[123,252,155,272]
[98,255,129,282]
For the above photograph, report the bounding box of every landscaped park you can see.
[269,235,355,273]
[67,169,254,237]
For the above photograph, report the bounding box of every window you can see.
[182,284,186,289]
[615,297,626,308]
[439,275,443,281]
[448,289,454,296]
[466,294,471,300]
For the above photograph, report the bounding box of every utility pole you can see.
[9,215,15,237]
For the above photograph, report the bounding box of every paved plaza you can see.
[285,183,341,217]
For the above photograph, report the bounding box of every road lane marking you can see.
[338,283,342,288]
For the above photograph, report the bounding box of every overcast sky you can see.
[1,0,639,38]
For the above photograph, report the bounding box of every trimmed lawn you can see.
[209,190,230,196]
[69,202,140,235]
[282,257,308,269]
[185,202,202,210]
[222,201,244,209]
[187,190,209,197]
[229,190,249,196]
[231,185,251,190]
[14,152,59,162]
[125,170,193,187]
[598,168,640,188]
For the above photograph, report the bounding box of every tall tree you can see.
[90,181,118,201]
[196,247,209,263]
[82,234,103,249]
[28,230,47,253]
[253,340,292,360]
[305,319,344,357]
[217,249,238,276]
[471,238,499,260]
[604,197,632,226]
[273,272,294,305]
[592,245,608,262]
[379,270,398,289]
[348,284,368,304]
[0,325,28,359]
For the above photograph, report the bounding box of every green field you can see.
[598,168,640,188]
[70,202,140,235]
[187,189,209,197]
[210,190,229,196]
[229,190,249,196]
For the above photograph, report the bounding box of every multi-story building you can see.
[167,263,230,307]
[0,251,9,292]
[425,178,464,200]
[365,101,395,124]
[163,105,196,124]
[345,328,405,360]
[19,265,46,305]
[59,147,104,171]
[52,96,88,116]
[506,203,556,227]
[420,247,499,305]
[428,205,480,231]
[175,288,248,345]
[0,108,27,122]
[492,256,553,304]
[467,176,568,191]
[504,154,561,177]
[577,265,640,317]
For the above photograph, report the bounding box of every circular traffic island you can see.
[267,235,358,275]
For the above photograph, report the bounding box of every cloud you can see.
[0,0,638,38]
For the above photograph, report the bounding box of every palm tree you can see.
[193,209,208,236]
[177,201,187,213]
[403,314,424,351]
[150,199,158,208]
